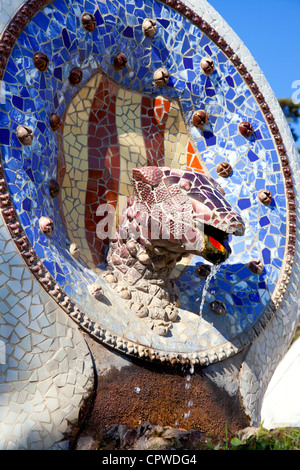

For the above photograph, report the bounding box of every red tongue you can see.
[209,236,224,251]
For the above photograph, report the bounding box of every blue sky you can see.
[208,0,300,141]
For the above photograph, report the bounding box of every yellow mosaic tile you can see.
[62,72,103,269]
[116,89,147,200]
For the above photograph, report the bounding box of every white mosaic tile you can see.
[0,214,94,449]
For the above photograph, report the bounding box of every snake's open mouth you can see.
[201,225,232,265]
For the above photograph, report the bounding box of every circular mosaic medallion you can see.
[0,0,296,365]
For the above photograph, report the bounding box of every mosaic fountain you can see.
[0,0,299,450]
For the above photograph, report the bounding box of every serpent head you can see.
[129,166,245,266]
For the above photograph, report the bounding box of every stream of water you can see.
[181,264,222,421]
[183,364,195,420]
[198,264,222,318]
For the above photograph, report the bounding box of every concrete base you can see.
[74,334,250,448]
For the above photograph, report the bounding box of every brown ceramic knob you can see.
[19,4,36,19]
[290,224,297,236]
[283,167,291,178]
[184,6,194,19]
[210,300,226,316]
[239,121,253,138]
[33,51,49,71]
[231,54,241,66]
[16,125,33,146]
[196,264,211,279]
[244,73,253,84]
[192,110,208,128]
[254,93,264,105]
[175,1,185,13]
[15,235,29,251]
[2,207,15,223]
[0,56,6,69]
[142,18,157,37]
[266,113,275,124]
[70,242,80,259]
[201,20,210,33]
[23,248,36,265]
[49,180,59,198]
[39,216,54,236]
[208,28,218,40]
[248,260,264,275]
[81,12,96,32]
[8,21,22,37]
[289,201,296,212]
[0,176,5,191]
[166,0,176,6]
[200,57,214,75]
[0,42,10,57]
[49,113,62,131]
[287,189,295,200]
[281,157,289,168]
[258,189,272,205]
[88,283,104,301]
[113,52,127,70]
[14,12,27,28]
[153,67,170,86]
[261,103,270,114]
[217,37,227,49]
[216,161,232,178]
[2,31,15,48]
[277,144,286,156]
[250,82,259,94]
[69,67,83,85]
[270,123,279,135]
[224,45,233,57]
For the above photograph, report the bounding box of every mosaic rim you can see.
[0,0,296,366]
